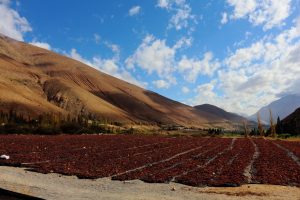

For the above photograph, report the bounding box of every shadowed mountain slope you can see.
[0,34,236,128]
[194,104,247,123]
[282,107,300,135]
[250,94,300,124]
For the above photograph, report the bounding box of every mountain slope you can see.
[0,34,233,128]
[250,94,300,124]
[194,104,246,122]
[282,107,300,135]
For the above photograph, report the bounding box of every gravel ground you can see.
[0,166,299,200]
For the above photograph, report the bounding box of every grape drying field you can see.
[0,135,299,187]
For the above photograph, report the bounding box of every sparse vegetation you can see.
[0,109,124,134]
[243,120,248,137]
[0,109,299,137]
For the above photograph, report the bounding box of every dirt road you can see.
[0,166,299,200]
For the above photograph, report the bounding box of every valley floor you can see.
[0,166,299,200]
[1,135,300,187]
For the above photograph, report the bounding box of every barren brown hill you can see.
[194,104,250,122]
[0,34,234,128]
[194,104,257,129]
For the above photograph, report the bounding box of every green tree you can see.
[275,116,282,135]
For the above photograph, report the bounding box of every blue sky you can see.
[1,0,300,115]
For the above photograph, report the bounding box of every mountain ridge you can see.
[0,34,237,128]
[250,94,300,124]
[194,104,247,122]
[282,107,300,135]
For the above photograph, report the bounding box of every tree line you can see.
[0,109,124,134]
[243,109,294,138]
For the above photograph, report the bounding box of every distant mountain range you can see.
[250,94,300,124]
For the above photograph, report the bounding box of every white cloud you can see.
[195,81,217,99]
[225,41,265,69]
[227,0,257,19]
[221,12,228,24]
[126,34,176,79]
[129,6,141,16]
[153,79,171,89]
[189,80,224,108]
[127,34,219,88]
[126,34,199,88]
[157,0,195,31]
[104,41,120,55]
[227,0,292,30]
[67,48,147,88]
[0,0,32,41]
[178,52,220,82]
[108,44,120,54]
[182,86,190,94]
[69,48,87,64]
[29,41,51,50]
[92,57,119,75]
[190,17,300,115]
[190,79,262,115]
[226,16,300,70]
[103,41,121,62]
[94,33,101,44]
[169,5,192,30]
[157,0,170,9]
[174,36,193,49]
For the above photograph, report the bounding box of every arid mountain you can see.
[250,94,300,124]
[0,34,237,128]
[194,104,257,129]
[194,104,246,123]
[282,107,300,135]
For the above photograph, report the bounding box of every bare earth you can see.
[0,33,236,128]
[0,166,299,200]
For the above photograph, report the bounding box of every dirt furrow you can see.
[243,138,260,183]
